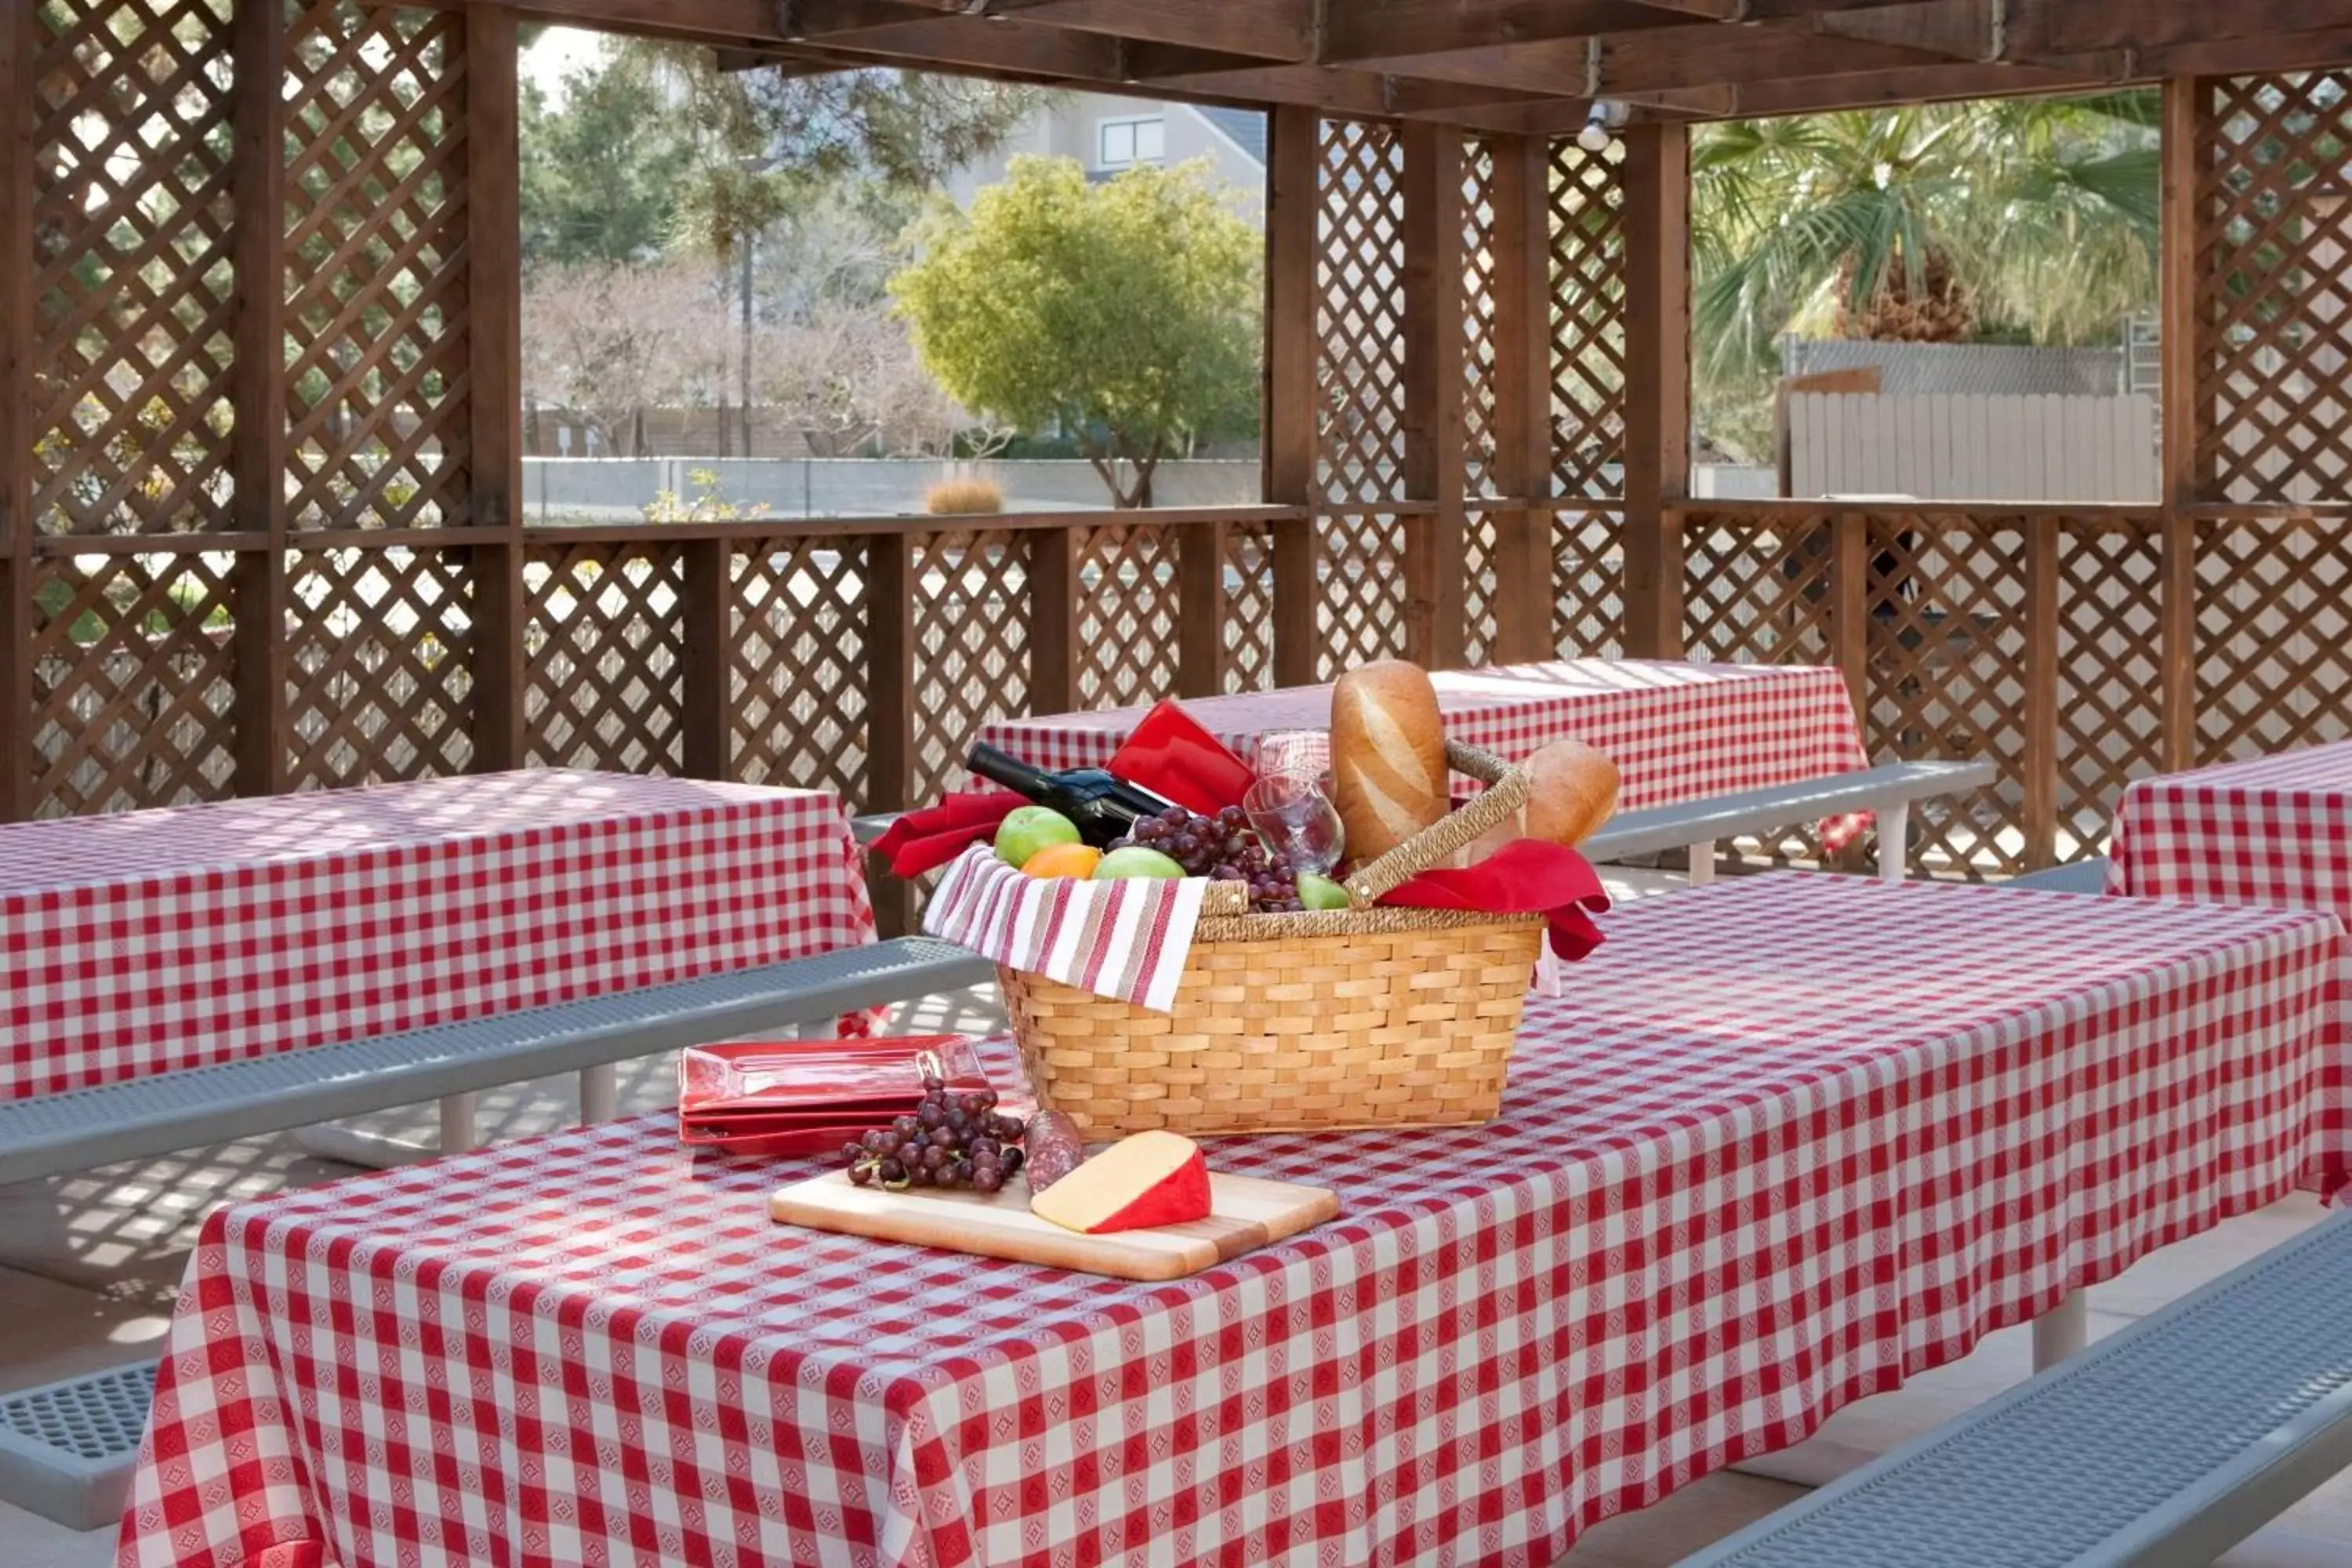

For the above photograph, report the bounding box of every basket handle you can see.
[1192,740,1532,918]
[1343,740,1530,906]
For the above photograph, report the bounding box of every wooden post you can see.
[866,533,916,935]
[0,4,32,821]
[2158,77,2202,771]
[1621,122,1691,661]
[2162,512,2198,771]
[1265,103,1320,688]
[1175,521,1229,697]
[228,0,289,799]
[2024,517,2059,869]
[1027,526,1079,715]
[1400,125,1467,670]
[464,5,528,773]
[681,539,732,779]
[1831,511,1870,728]
[2160,78,2205,513]
[1487,134,1556,665]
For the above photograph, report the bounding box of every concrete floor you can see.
[9,869,2350,1566]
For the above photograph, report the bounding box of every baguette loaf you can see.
[1458,739,1621,862]
[1330,660,1448,862]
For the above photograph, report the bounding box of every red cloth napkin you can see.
[1108,700,1258,817]
[1380,838,1613,960]
[870,791,1019,878]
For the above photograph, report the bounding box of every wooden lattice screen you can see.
[7,0,491,818]
[2191,74,2352,506]
[9,28,2350,906]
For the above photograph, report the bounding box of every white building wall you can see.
[944,94,1265,227]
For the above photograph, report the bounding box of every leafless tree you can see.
[522,261,735,453]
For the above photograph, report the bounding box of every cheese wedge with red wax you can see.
[1028,1130,1212,1233]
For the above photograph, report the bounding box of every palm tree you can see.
[1690,91,2159,454]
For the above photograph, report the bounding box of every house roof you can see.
[1192,105,1267,169]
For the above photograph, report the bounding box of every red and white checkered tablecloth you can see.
[2110,739,2352,1181]
[977,659,1870,814]
[2,770,876,1102]
[121,874,2345,1568]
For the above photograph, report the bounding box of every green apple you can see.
[1297,872,1351,911]
[1092,846,1186,880]
[996,805,1080,867]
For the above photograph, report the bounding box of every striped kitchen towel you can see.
[923,846,1211,1011]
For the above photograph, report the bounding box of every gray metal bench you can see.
[2007,855,2113,894]
[0,936,990,1189]
[1578,760,1995,885]
[0,935,992,1530]
[859,760,1999,886]
[1682,1210,2352,1567]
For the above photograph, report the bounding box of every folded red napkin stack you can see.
[677,1035,992,1156]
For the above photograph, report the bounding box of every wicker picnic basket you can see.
[1000,740,1546,1138]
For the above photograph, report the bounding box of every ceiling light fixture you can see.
[1577,100,1618,154]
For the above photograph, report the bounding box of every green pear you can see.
[1297,872,1351,911]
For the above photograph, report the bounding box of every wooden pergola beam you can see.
[428,0,2352,126]
[1319,2,1730,64]
[789,0,1316,58]
[2004,0,2352,60]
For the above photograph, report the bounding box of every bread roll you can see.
[1330,660,1448,862]
[1458,739,1621,863]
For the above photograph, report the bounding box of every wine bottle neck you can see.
[967,743,1048,799]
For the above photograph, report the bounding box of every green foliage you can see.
[520,54,693,268]
[1690,92,2161,459]
[891,157,1261,507]
[572,41,1036,263]
[643,468,771,524]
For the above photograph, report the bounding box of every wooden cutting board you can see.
[768,1170,1341,1282]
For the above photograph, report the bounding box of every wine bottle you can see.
[967,743,1177,847]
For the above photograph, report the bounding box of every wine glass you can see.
[1243,772,1346,877]
[1253,729,1334,791]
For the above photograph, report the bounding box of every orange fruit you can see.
[1021,842,1102,880]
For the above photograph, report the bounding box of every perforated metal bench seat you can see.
[2006,856,2113,895]
[1681,1211,2352,1567]
[0,935,992,1190]
[0,1363,158,1533]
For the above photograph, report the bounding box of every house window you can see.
[1096,117,1164,170]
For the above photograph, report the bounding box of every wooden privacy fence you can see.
[1786,393,2161,503]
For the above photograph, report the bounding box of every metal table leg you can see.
[2032,1290,2088,1370]
[1879,801,1911,885]
[579,1064,619,1124]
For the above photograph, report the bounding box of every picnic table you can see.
[978,658,1871,814]
[118,874,2347,1568]
[2109,739,2352,1192]
[2,769,874,1113]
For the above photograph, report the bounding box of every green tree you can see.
[891,157,1261,507]
[520,52,693,268]
[1690,92,2159,457]
[599,42,1037,263]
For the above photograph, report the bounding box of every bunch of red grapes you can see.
[844,1077,1027,1194]
[1113,804,1306,913]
